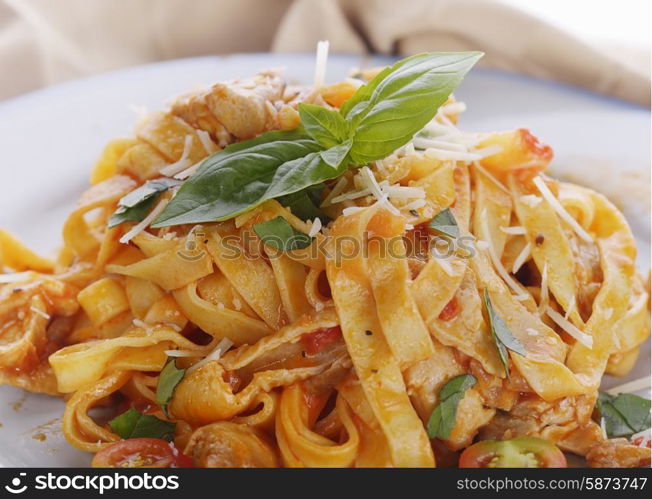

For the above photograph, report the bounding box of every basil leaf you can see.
[483,290,526,378]
[320,139,352,169]
[278,184,330,224]
[156,358,186,416]
[613,393,652,433]
[597,392,651,438]
[109,408,175,441]
[427,374,476,440]
[152,129,348,227]
[109,195,159,228]
[341,52,483,164]
[253,216,313,250]
[428,208,459,238]
[109,178,181,228]
[298,103,349,148]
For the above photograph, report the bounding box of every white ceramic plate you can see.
[0,54,649,467]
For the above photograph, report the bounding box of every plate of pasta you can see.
[0,45,650,468]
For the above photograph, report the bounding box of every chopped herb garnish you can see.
[109,408,175,441]
[156,358,187,416]
[427,374,477,440]
[597,392,651,438]
[428,208,459,239]
[483,289,526,378]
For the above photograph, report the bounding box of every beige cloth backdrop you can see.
[0,0,649,105]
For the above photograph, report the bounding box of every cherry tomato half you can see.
[92,438,194,468]
[459,437,567,468]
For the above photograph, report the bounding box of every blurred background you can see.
[0,0,649,104]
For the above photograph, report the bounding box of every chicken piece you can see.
[0,276,79,393]
[468,359,517,412]
[405,343,495,450]
[184,422,278,467]
[480,394,595,450]
[568,230,602,321]
[447,389,495,450]
[404,342,465,422]
[171,89,233,147]
[586,438,651,468]
[172,71,285,142]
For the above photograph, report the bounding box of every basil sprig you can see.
[152,52,482,227]
[597,392,651,438]
[109,408,175,441]
[156,358,187,416]
[253,217,313,250]
[428,208,459,238]
[483,290,526,378]
[427,374,476,440]
[109,178,181,227]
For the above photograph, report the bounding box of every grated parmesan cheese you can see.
[533,176,593,243]
[174,160,202,179]
[383,185,426,199]
[332,168,426,217]
[30,306,50,320]
[330,187,371,204]
[424,147,485,162]
[564,295,576,320]
[165,349,201,358]
[187,337,234,374]
[413,137,467,152]
[133,318,182,332]
[119,198,169,244]
[342,206,365,216]
[308,217,322,237]
[359,166,399,215]
[196,129,215,155]
[403,199,427,211]
[313,40,329,88]
[321,177,349,207]
[526,328,539,336]
[160,135,194,176]
[520,194,543,207]
[600,418,608,439]
[473,161,510,194]
[0,271,36,284]
[538,261,549,315]
[480,209,530,301]
[500,226,527,235]
[545,306,593,348]
[605,376,651,395]
[512,242,531,274]
[132,318,149,329]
